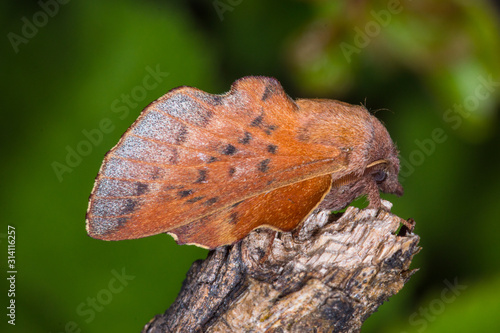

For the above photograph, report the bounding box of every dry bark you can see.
[143,202,420,333]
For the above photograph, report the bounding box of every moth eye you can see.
[372,170,387,183]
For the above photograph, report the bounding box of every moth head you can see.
[365,159,403,197]
[365,116,403,197]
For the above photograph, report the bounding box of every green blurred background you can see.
[1,0,500,332]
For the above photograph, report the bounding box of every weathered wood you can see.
[143,202,420,333]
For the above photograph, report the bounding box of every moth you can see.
[86,76,403,249]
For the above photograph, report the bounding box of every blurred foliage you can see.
[1,0,499,332]
[287,0,500,141]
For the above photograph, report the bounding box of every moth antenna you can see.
[372,107,392,115]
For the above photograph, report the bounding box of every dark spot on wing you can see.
[208,156,218,163]
[187,196,205,203]
[239,132,252,144]
[195,169,207,183]
[250,115,263,127]
[178,190,193,198]
[228,167,236,177]
[258,159,271,173]
[221,144,237,156]
[264,125,278,135]
[135,183,149,195]
[250,109,277,135]
[169,147,179,164]
[211,95,223,105]
[261,84,276,101]
[117,217,129,227]
[122,199,138,215]
[175,125,188,144]
[267,144,278,154]
[228,212,238,224]
[204,197,218,206]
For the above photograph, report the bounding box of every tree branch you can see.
[143,202,420,333]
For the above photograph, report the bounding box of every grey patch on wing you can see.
[91,198,141,218]
[94,179,150,197]
[88,216,129,236]
[191,90,224,106]
[101,157,165,181]
[132,111,188,144]
[114,136,180,165]
[156,94,213,127]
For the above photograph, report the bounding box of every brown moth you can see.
[86,76,403,249]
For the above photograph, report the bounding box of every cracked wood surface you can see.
[143,203,420,333]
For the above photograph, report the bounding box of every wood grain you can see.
[142,203,420,332]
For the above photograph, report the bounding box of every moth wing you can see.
[86,76,347,244]
[169,175,332,249]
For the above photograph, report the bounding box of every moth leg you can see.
[366,180,415,232]
[397,217,415,234]
[365,180,382,210]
